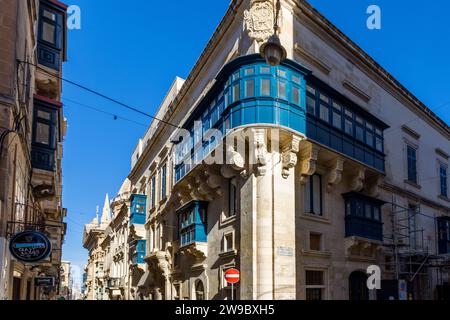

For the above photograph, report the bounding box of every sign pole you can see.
[231,283,234,301]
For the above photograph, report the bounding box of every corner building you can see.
[117,0,449,300]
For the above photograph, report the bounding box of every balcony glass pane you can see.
[261,79,271,96]
[42,22,55,44]
[36,122,50,145]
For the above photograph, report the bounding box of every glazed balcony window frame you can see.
[31,97,59,171]
[37,1,66,70]
[174,54,388,183]
[130,194,147,225]
[177,201,208,248]
[343,192,385,241]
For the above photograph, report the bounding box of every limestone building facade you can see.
[0,0,68,300]
[85,0,450,300]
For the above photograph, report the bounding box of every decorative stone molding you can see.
[350,169,366,192]
[244,0,276,42]
[180,242,208,263]
[299,144,320,184]
[342,80,371,103]
[326,157,345,192]
[344,236,382,258]
[204,170,223,197]
[226,145,245,171]
[147,251,171,278]
[281,135,302,179]
[252,128,268,176]
[367,175,384,197]
[294,43,331,75]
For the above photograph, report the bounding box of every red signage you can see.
[224,268,240,284]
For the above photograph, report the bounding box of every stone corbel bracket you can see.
[350,168,366,192]
[326,157,345,192]
[281,135,302,179]
[221,144,247,179]
[367,175,384,198]
[251,128,269,176]
[299,144,320,184]
[204,169,223,198]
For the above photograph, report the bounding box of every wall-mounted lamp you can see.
[259,0,286,66]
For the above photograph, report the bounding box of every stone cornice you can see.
[294,0,450,139]
[381,182,450,212]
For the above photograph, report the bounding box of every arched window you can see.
[195,280,205,300]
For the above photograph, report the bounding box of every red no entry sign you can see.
[224,268,240,284]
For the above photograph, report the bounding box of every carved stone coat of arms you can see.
[244,0,275,42]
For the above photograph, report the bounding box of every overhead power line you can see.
[17,60,181,129]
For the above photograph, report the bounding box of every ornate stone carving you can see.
[326,158,345,192]
[244,0,275,42]
[281,135,302,179]
[368,175,384,197]
[350,169,366,192]
[226,145,245,171]
[299,144,320,184]
[252,129,268,176]
[180,242,208,262]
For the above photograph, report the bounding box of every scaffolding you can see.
[383,195,450,299]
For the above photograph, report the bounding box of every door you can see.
[349,271,369,300]
[12,277,22,300]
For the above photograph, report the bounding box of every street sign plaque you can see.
[9,231,52,263]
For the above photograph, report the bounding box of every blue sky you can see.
[62,0,450,283]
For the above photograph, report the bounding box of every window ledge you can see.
[301,249,331,258]
[220,214,237,228]
[438,195,450,203]
[300,213,331,224]
[219,249,238,258]
[404,180,421,190]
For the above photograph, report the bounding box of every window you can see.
[304,174,322,216]
[228,180,237,217]
[31,101,57,171]
[223,233,234,252]
[195,281,205,300]
[244,68,255,76]
[33,106,56,147]
[260,66,271,74]
[440,164,448,198]
[277,69,287,78]
[232,83,240,102]
[261,79,271,96]
[305,270,325,300]
[407,145,417,183]
[39,6,62,47]
[244,79,254,98]
[178,201,207,247]
[277,80,287,99]
[151,176,156,208]
[161,165,167,200]
[292,86,300,105]
[332,103,342,129]
[355,116,364,142]
[307,96,316,115]
[320,103,329,122]
[309,233,322,251]
[437,217,450,254]
[343,193,384,241]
